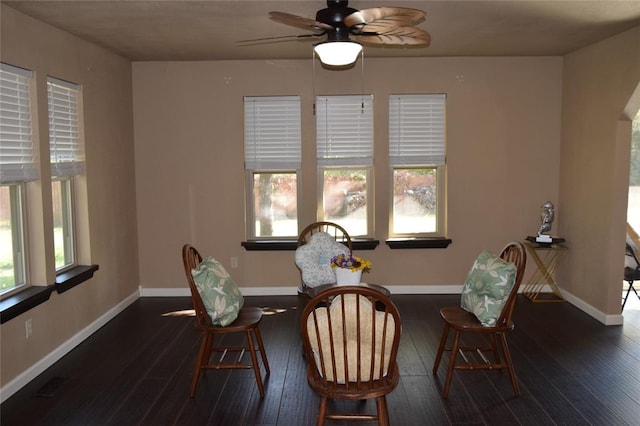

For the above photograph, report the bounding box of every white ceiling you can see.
[4,0,640,61]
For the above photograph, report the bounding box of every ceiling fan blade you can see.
[237,34,320,43]
[344,7,426,29]
[351,27,431,47]
[269,11,333,32]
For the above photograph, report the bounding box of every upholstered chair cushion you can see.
[191,256,244,326]
[460,250,517,326]
[306,294,396,383]
[295,232,350,288]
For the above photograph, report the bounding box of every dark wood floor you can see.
[3,292,640,426]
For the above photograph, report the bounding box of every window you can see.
[47,77,83,271]
[0,63,36,295]
[389,94,446,237]
[316,95,373,237]
[244,96,301,239]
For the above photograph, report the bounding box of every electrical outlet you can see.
[25,319,32,339]
[230,257,238,268]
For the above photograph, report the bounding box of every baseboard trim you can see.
[559,288,623,326]
[138,285,463,297]
[0,290,140,404]
[139,285,619,325]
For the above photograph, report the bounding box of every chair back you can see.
[297,221,352,254]
[495,241,527,327]
[301,286,401,393]
[182,244,213,328]
[626,243,640,266]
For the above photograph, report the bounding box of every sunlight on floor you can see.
[161,306,296,317]
[162,309,195,317]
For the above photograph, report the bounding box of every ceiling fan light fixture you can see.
[314,41,362,66]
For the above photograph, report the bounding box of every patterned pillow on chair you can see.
[295,232,350,288]
[191,256,244,326]
[460,250,517,326]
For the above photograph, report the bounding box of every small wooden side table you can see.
[522,239,567,302]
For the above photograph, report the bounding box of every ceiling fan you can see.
[256,0,430,66]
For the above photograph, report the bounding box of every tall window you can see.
[47,77,84,271]
[389,94,446,237]
[244,96,301,239]
[0,63,36,295]
[316,95,373,237]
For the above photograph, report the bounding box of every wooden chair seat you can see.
[439,306,515,334]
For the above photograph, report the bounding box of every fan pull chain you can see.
[361,48,365,114]
[312,49,316,116]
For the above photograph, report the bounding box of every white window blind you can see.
[244,96,301,169]
[316,95,373,166]
[0,63,37,184]
[389,94,446,166]
[48,77,84,177]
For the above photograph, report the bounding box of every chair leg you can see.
[499,333,520,396]
[443,329,461,398]
[246,329,265,398]
[190,332,213,398]
[432,324,450,374]
[317,396,328,426]
[622,281,632,311]
[254,326,270,375]
[622,281,638,311]
[376,396,390,426]
[489,333,502,365]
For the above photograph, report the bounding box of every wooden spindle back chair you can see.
[182,244,270,398]
[432,241,527,397]
[301,285,402,425]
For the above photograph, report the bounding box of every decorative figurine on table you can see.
[536,201,554,243]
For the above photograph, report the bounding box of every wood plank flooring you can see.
[3,293,640,425]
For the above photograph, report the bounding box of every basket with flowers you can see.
[330,254,372,272]
[330,254,371,285]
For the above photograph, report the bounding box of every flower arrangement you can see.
[330,254,372,273]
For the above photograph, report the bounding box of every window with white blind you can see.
[48,76,83,270]
[48,77,84,178]
[244,96,301,239]
[389,93,446,237]
[316,95,373,237]
[0,63,35,295]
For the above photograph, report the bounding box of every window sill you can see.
[55,264,99,294]
[0,285,55,324]
[0,264,99,324]
[241,239,380,251]
[386,237,452,249]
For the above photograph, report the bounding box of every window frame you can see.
[47,76,83,272]
[389,165,446,238]
[0,63,36,297]
[316,94,374,238]
[51,177,76,272]
[388,93,447,238]
[244,95,302,240]
[0,183,29,297]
